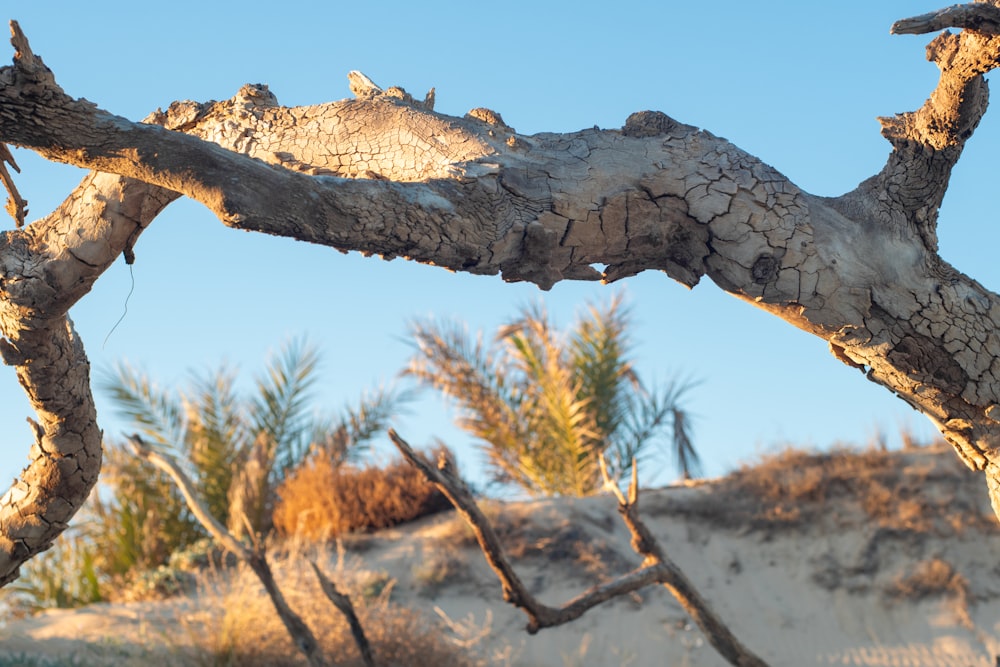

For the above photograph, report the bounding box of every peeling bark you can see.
[2,5,1000,581]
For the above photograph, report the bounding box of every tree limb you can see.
[128,436,330,667]
[2,2,1000,587]
[388,429,770,667]
[892,3,1000,36]
[0,318,100,587]
[309,559,376,667]
[836,2,1000,254]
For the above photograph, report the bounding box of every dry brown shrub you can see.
[662,440,998,537]
[434,499,530,549]
[431,502,632,587]
[884,557,973,628]
[676,445,895,530]
[885,557,968,602]
[412,551,471,597]
[273,447,454,540]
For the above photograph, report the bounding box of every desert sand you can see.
[1,442,998,666]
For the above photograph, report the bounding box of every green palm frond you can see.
[609,378,699,483]
[607,388,671,482]
[503,310,600,496]
[569,294,634,439]
[671,406,700,481]
[185,366,246,525]
[79,334,408,605]
[308,385,414,465]
[250,337,321,479]
[407,292,701,497]
[100,362,185,449]
[406,320,529,485]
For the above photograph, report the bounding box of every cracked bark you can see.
[1,3,1000,584]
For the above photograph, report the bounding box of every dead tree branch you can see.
[388,429,770,667]
[4,1,1000,596]
[892,3,1000,36]
[0,143,25,226]
[128,435,332,667]
[309,559,376,667]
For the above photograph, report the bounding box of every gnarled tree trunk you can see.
[1,4,1000,583]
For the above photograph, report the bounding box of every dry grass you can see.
[433,500,530,549]
[432,502,633,588]
[662,440,998,537]
[412,551,472,597]
[884,557,969,602]
[883,557,974,628]
[174,544,485,666]
[273,448,454,540]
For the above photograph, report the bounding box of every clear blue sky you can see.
[2,2,988,491]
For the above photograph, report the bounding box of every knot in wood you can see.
[926,30,962,66]
[236,83,278,108]
[751,254,779,284]
[146,100,209,130]
[384,86,414,104]
[466,107,511,130]
[622,110,677,138]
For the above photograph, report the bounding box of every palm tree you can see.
[406,294,698,496]
[99,337,406,557]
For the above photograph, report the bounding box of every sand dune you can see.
[2,443,998,666]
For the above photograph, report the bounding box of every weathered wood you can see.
[2,3,1000,584]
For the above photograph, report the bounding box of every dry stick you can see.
[0,143,26,227]
[598,460,769,667]
[891,2,1000,35]
[128,435,330,667]
[388,429,770,667]
[309,559,376,667]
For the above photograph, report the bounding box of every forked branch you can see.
[129,436,334,667]
[388,429,770,667]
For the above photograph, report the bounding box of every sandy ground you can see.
[2,444,999,666]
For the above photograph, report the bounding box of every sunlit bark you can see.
[2,4,1000,585]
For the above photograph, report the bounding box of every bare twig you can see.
[9,21,52,80]
[892,3,1000,35]
[128,435,330,667]
[0,144,26,227]
[388,429,770,667]
[598,457,769,666]
[309,559,376,667]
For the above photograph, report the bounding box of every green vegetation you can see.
[4,531,102,612]
[407,293,697,496]
[0,305,702,664]
[6,338,407,611]
[102,338,404,540]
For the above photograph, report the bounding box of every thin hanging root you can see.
[0,143,27,227]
